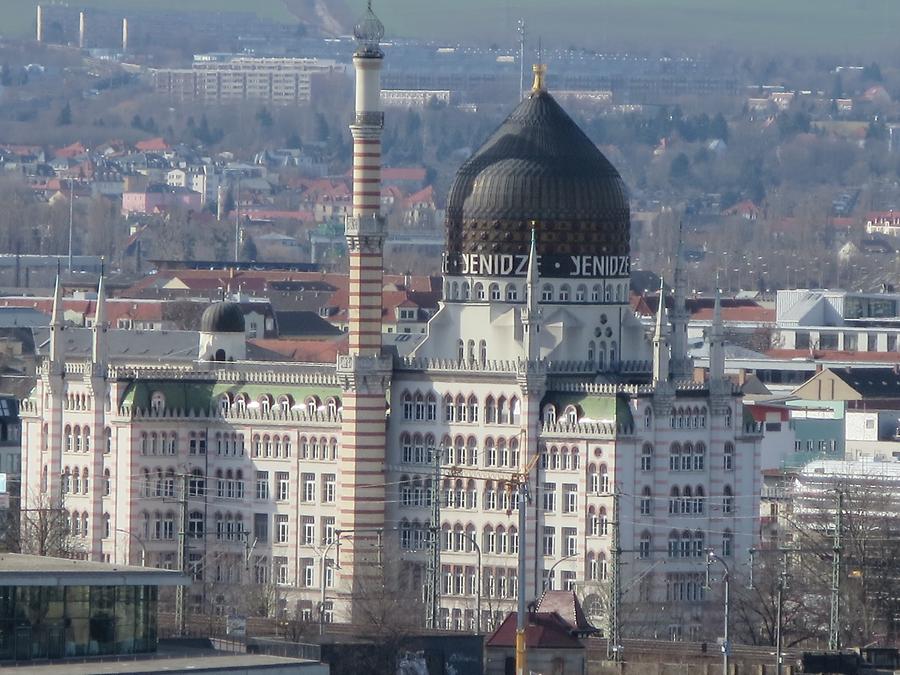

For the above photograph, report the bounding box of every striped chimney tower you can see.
[336,0,391,622]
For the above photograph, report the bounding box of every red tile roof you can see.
[248,337,346,362]
[534,590,597,634]
[135,137,170,152]
[486,612,583,650]
[54,142,88,159]
[692,306,775,323]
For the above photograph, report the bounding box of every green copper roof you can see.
[542,392,633,426]
[120,380,342,411]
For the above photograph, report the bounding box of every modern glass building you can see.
[0,554,186,661]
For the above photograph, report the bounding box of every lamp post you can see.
[318,534,343,637]
[706,549,731,675]
[115,527,147,567]
[542,552,579,592]
[458,530,483,634]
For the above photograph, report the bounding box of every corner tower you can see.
[336,0,392,621]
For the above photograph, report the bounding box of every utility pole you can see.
[175,473,189,637]
[424,444,441,629]
[829,490,843,650]
[515,480,528,675]
[517,19,526,101]
[775,549,789,675]
[608,487,622,661]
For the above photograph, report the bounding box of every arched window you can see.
[598,342,607,371]
[670,408,677,428]
[644,407,653,429]
[588,464,599,494]
[639,531,652,559]
[725,406,733,428]
[278,395,292,415]
[426,393,437,421]
[218,394,231,413]
[150,391,165,412]
[576,284,587,302]
[543,404,557,425]
[474,282,484,300]
[694,443,706,471]
[564,405,578,426]
[497,397,508,424]
[479,340,487,365]
[682,486,692,514]
[559,285,570,302]
[640,486,652,515]
[511,397,521,424]
[724,442,734,470]
[610,341,617,367]
[402,392,413,420]
[467,339,476,362]
[695,485,705,514]
[505,284,518,301]
[484,438,496,466]
[104,469,111,496]
[668,530,679,558]
[541,284,553,302]
[599,507,609,536]
[305,397,318,416]
[669,443,681,471]
[723,485,734,514]
[467,395,479,423]
[462,282,471,300]
[587,341,595,362]
[599,465,609,493]
[328,397,339,419]
[259,396,272,416]
[669,486,680,515]
[490,283,500,301]
[484,396,496,424]
[722,530,734,557]
[457,339,465,362]
[682,442,693,471]
[641,443,653,471]
[82,468,89,494]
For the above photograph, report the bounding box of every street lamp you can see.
[317,534,344,637]
[705,549,730,675]
[543,552,579,592]
[458,530,483,634]
[115,527,147,566]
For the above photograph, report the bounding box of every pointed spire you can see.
[670,221,691,378]
[652,279,670,385]
[523,224,542,362]
[92,272,107,371]
[49,272,64,369]
[709,280,725,383]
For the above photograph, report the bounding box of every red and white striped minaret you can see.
[336,0,391,622]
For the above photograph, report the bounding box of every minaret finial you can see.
[532,63,547,93]
[353,0,384,57]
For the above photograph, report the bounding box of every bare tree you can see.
[19,490,81,558]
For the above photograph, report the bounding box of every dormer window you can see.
[541,284,553,302]
[398,308,416,321]
[150,391,165,413]
[218,394,231,413]
[259,396,272,415]
[564,405,578,426]
[277,395,292,415]
[543,404,557,425]
[305,397,319,416]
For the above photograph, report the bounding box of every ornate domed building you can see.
[18,16,762,643]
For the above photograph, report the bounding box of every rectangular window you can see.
[275,514,289,544]
[323,517,335,544]
[303,560,314,587]
[303,473,315,502]
[542,526,555,556]
[276,472,289,501]
[254,513,268,543]
[274,556,288,585]
[323,474,336,503]
[564,527,577,556]
[303,516,315,545]
[255,471,269,500]
[542,483,556,513]
[563,484,577,513]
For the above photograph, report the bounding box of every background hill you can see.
[7,0,900,55]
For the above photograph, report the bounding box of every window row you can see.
[251,434,292,459]
[63,425,107,453]
[64,393,92,411]
[668,406,709,429]
[62,466,109,496]
[398,434,521,469]
[399,391,522,425]
[69,510,90,537]
[540,447,583,472]
[543,482,583,513]
[139,510,178,540]
[441,564,518,601]
[448,280,627,305]
[214,393,340,418]
[668,443,707,472]
[139,431,205,456]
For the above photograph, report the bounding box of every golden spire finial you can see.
[532,63,547,93]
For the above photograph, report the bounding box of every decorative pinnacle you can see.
[353,0,385,57]
[532,63,547,93]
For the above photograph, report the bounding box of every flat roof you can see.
[0,554,188,587]
[2,653,324,674]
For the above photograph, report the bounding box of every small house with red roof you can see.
[484,590,597,674]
